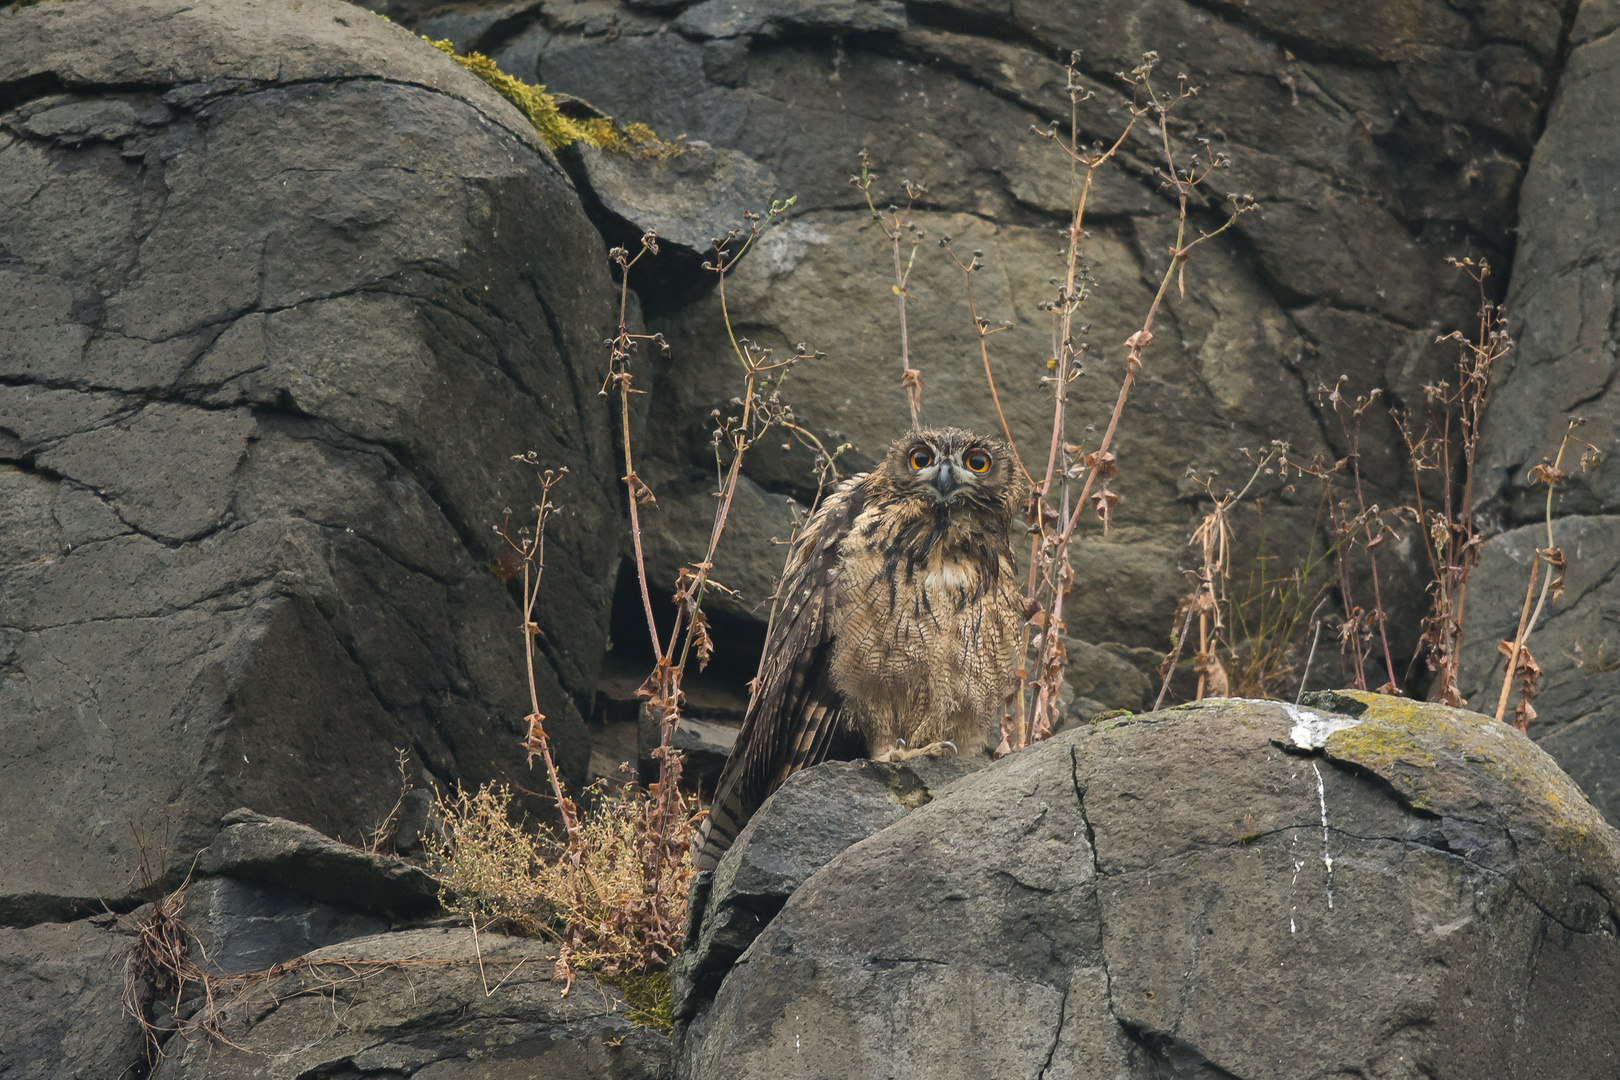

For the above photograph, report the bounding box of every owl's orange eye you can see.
[965,448,992,473]
[909,447,935,470]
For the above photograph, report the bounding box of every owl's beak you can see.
[933,467,958,498]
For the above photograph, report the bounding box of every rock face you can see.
[680,693,1620,1078]
[1458,516,1620,826]
[149,928,672,1080]
[195,809,443,920]
[427,0,1566,668]
[1459,2,1620,828]
[0,0,628,920]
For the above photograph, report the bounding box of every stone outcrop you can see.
[0,0,628,921]
[680,693,1620,1077]
[355,0,1620,827]
[149,928,672,1080]
[0,916,146,1080]
[671,755,984,1022]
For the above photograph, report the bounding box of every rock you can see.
[671,756,984,1024]
[1457,516,1620,825]
[416,0,543,53]
[681,693,1620,1077]
[0,0,627,919]
[1063,637,1156,715]
[148,927,673,1079]
[393,787,443,855]
[673,0,906,39]
[0,917,146,1080]
[195,809,442,921]
[1476,0,1620,524]
[639,715,738,784]
[563,142,778,314]
[182,877,390,976]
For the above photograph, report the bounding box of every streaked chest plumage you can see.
[827,493,1021,748]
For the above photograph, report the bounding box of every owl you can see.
[693,427,1029,871]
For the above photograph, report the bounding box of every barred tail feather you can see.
[694,782,749,871]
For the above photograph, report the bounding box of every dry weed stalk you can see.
[853,152,926,426]
[1151,445,1340,706]
[1493,417,1600,729]
[1387,258,1506,704]
[961,51,1252,750]
[1318,381,1402,693]
[431,781,701,975]
[361,748,416,854]
[467,201,837,991]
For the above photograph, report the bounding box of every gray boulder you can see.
[195,809,442,920]
[182,876,390,976]
[0,916,146,1080]
[671,756,984,1023]
[148,927,672,1079]
[0,0,626,919]
[682,693,1620,1077]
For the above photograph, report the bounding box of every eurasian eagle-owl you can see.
[694,427,1028,870]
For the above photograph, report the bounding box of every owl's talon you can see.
[874,739,960,762]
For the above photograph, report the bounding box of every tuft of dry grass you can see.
[430,780,701,978]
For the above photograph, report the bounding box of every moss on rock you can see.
[425,39,670,155]
[1323,689,1613,862]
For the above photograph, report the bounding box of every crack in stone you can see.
[1035,973,1069,1080]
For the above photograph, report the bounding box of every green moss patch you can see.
[426,39,671,155]
[602,969,674,1037]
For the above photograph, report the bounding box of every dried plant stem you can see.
[853,154,924,427]
[1296,596,1329,705]
[1495,558,1542,723]
[1493,419,1597,725]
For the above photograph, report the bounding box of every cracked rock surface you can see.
[0,0,626,921]
[679,692,1620,1078]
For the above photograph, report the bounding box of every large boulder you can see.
[0,0,627,920]
[671,755,985,1022]
[680,693,1620,1077]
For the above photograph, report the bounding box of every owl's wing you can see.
[692,477,868,872]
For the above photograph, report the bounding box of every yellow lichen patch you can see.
[1323,690,1614,860]
[425,39,672,155]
